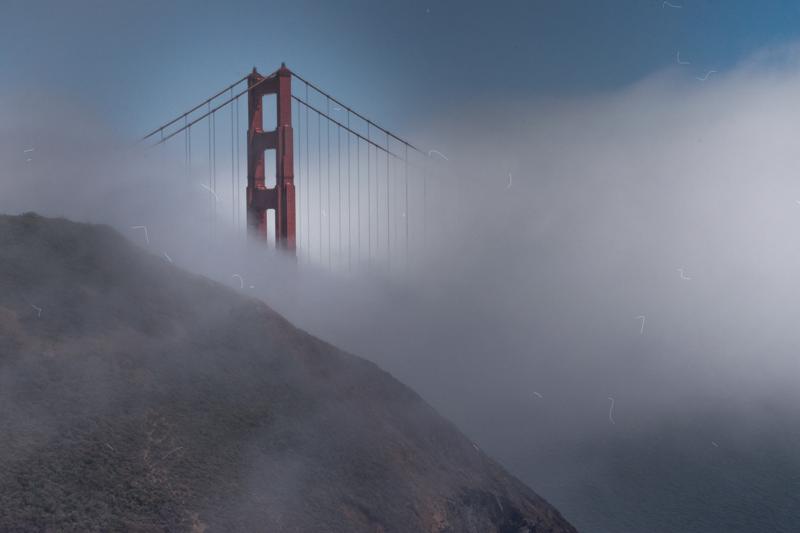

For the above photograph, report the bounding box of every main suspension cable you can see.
[289,70,423,155]
[143,74,248,141]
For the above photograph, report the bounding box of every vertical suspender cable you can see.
[386,134,390,270]
[318,109,322,262]
[212,111,217,233]
[230,88,235,227]
[367,130,371,263]
[236,96,240,232]
[188,126,192,184]
[295,97,301,256]
[160,129,165,187]
[305,83,311,257]
[404,144,409,271]
[208,102,213,233]
[184,116,189,183]
[347,112,352,271]
[423,163,427,255]
[327,97,331,269]
[356,133,361,267]
[337,119,342,270]
[392,154,397,262]
[375,145,378,264]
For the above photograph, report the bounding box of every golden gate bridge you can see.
[142,63,450,273]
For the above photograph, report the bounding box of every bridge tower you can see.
[246,63,296,251]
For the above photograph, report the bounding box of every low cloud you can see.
[4,42,800,529]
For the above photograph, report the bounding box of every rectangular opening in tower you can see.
[264,149,276,188]
[267,209,276,247]
[261,94,277,132]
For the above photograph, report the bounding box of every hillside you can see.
[0,213,577,532]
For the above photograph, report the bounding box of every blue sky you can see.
[2,0,800,138]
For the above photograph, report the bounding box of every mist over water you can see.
[3,46,800,531]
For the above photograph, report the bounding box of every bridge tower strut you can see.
[247,63,295,251]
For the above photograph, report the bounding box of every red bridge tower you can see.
[246,63,295,252]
